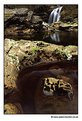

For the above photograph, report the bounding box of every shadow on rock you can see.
[16,60,78,114]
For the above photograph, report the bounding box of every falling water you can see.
[43,6,77,45]
[48,6,63,24]
[48,6,63,43]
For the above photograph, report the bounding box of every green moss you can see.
[54,49,67,59]
[31,47,39,53]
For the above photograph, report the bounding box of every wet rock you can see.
[4,5,78,39]
[59,22,78,31]
[4,38,78,114]
[4,103,23,114]
[4,5,78,114]
[37,41,49,47]
[43,21,78,34]
[4,5,78,23]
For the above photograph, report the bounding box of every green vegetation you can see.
[31,47,39,53]
[54,49,67,59]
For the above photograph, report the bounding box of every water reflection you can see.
[50,32,60,42]
[49,31,78,46]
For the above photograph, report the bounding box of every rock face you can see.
[61,5,78,22]
[4,38,78,114]
[4,5,78,39]
[5,5,78,21]
[4,39,78,73]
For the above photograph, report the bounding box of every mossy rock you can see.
[31,47,40,53]
[4,103,23,114]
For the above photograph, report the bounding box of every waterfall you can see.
[48,6,63,42]
[48,6,63,24]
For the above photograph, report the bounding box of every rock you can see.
[59,22,78,31]
[32,15,42,24]
[52,45,77,60]
[4,103,23,114]
[22,28,35,38]
[4,8,33,29]
[4,8,16,22]
[4,54,19,88]
[37,41,49,47]
[61,5,78,22]
[4,5,78,114]
[4,5,78,38]
[43,21,78,33]
[43,77,73,100]
[4,38,78,114]
[35,75,77,114]
[5,39,78,72]
[26,11,33,22]
[15,8,28,16]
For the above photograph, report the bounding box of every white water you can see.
[48,6,63,24]
[48,6,63,42]
[50,32,60,42]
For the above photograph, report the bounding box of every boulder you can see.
[4,8,16,22]
[26,11,33,22]
[32,15,42,24]
[35,76,78,114]
[43,77,73,100]
[15,8,28,16]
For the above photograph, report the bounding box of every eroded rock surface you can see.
[4,37,78,114]
[4,103,23,114]
[35,76,78,114]
[43,77,73,100]
[5,38,77,76]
